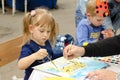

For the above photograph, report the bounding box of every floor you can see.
[0,0,76,80]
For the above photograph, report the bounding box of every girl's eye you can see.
[39,30,44,33]
[47,31,50,33]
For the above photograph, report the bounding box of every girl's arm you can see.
[18,49,48,70]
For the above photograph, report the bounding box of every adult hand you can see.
[101,29,114,39]
[63,45,85,60]
[87,69,117,80]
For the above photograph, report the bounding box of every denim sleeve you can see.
[75,0,83,27]
[75,0,88,27]
[103,16,113,30]
[112,13,120,32]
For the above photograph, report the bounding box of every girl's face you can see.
[29,25,51,46]
[88,15,104,27]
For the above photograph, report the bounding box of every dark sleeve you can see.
[83,35,120,57]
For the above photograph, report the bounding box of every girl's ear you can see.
[86,13,91,17]
[29,25,34,33]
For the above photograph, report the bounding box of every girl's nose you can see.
[43,32,48,37]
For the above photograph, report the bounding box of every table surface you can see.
[29,57,120,80]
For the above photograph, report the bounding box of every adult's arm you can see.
[84,35,120,57]
[103,16,113,30]
[75,0,88,27]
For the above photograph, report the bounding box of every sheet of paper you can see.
[33,57,109,80]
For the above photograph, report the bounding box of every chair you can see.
[1,0,27,15]
[0,35,23,66]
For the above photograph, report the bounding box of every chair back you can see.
[0,35,23,66]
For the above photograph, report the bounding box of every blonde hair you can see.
[86,0,97,16]
[22,8,59,45]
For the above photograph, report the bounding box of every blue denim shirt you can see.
[107,0,120,32]
[75,0,116,31]
[75,0,88,27]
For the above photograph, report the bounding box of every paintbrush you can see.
[46,55,59,69]
[69,41,80,60]
[39,47,58,69]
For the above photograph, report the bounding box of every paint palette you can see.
[93,54,120,64]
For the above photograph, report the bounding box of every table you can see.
[29,57,120,80]
[29,69,58,80]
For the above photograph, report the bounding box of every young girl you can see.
[17,8,59,80]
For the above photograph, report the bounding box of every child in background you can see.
[76,0,111,46]
[75,0,120,34]
[17,8,59,80]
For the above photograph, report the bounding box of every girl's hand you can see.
[34,49,48,60]
[18,49,48,70]
[101,29,114,39]
[87,69,117,80]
